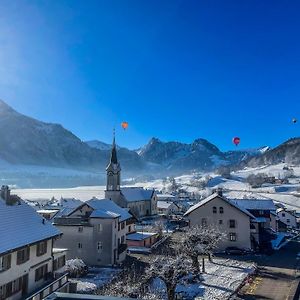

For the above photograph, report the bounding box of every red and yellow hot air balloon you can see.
[232,137,240,146]
[121,121,128,130]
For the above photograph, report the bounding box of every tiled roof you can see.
[0,199,61,255]
[121,187,154,202]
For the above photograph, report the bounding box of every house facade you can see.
[157,201,180,216]
[184,192,254,250]
[0,186,69,300]
[53,199,134,266]
[277,208,297,228]
[104,135,157,219]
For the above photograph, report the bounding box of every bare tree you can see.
[143,255,193,300]
[181,225,225,273]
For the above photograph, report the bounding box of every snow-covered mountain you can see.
[138,137,228,172]
[85,140,112,151]
[0,100,144,172]
[2,99,297,187]
[246,138,300,167]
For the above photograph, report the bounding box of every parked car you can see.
[225,247,248,255]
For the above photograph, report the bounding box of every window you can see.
[78,243,83,249]
[229,233,237,241]
[17,247,30,265]
[213,206,217,214]
[287,219,290,223]
[282,213,286,217]
[219,207,224,214]
[121,222,125,230]
[35,264,48,282]
[97,242,102,252]
[229,220,236,228]
[0,276,23,298]
[53,255,66,271]
[219,220,223,225]
[36,241,47,256]
[201,218,207,227]
[0,254,11,272]
[121,235,125,244]
[78,226,83,232]
[259,210,264,215]
[96,224,103,232]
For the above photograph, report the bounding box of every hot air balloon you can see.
[292,118,297,124]
[121,121,128,130]
[232,137,240,146]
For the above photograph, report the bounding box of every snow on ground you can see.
[196,258,255,299]
[151,258,255,300]
[70,267,121,293]
[13,186,106,202]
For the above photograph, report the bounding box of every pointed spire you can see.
[110,128,118,164]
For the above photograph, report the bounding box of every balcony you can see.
[25,273,69,300]
[118,243,127,255]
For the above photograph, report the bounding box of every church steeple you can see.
[106,129,121,191]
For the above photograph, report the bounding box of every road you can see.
[232,240,300,300]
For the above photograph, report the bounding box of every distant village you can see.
[0,137,299,300]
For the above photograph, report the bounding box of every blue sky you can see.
[0,0,299,150]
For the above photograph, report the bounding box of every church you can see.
[104,135,157,219]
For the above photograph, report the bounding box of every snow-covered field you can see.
[11,162,300,211]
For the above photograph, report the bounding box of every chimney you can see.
[1,185,11,205]
[216,187,223,197]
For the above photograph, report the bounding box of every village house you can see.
[157,200,180,216]
[225,192,277,251]
[184,191,254,250]
[53,198,134,266]
[104,135,157,219]
[0,186,69,300]
[277,207,297,229]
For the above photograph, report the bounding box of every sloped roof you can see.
[0,199,61,255]
[230,199,275,211]
[184,193,255,219]
[49,198,84,218]
[157,194,176,199]
[121,187,154,202]
[224,191,276,211]
[126,232,157,241]
[157,201,178,209]
[86,198,132,222]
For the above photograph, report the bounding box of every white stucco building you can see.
[0,186,69,300]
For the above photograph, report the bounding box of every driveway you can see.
[232,240,300,300]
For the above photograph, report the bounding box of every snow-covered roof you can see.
[126,232,157,241]
[37,209,60,214]
[184,193,255,219]
[157,194,176,199]
[0,199,61,255]
[86,198,132,222]
[224,191,276,211]
[254,217,267,223]
[157,201,177,209]
[121,187,154,202]
[230,199,276,211]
